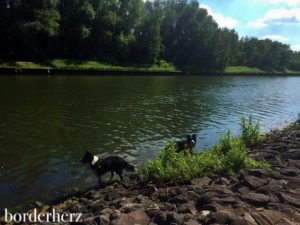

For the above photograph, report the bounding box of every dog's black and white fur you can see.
[176,134,197,153]
[80,151,135,185]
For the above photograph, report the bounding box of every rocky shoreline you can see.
[2,123,300,225]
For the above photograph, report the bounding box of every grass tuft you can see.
[240,115,265,148]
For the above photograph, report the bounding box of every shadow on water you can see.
[0,75,300,209]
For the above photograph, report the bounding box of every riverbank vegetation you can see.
[141,116,270,182]
[225,66,265,74]
[0,0,299,73]
[0,59,177,72]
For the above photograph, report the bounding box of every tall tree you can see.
[132,0,161,63]
[0,0,11,58]
[5,0,60,59]
[60,0,96,58]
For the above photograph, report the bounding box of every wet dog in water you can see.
[80,151,135,185]
[176,134,197,154]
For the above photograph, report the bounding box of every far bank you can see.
[1,60,300,76]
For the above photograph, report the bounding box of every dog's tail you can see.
[124,161,135,172]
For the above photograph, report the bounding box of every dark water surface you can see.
[1,75,300,209]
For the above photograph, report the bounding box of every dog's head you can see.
[192,134,197,145]
[80,151,94,164]
[187,134,197,147]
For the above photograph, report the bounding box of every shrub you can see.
[141,141,223,182]
[140,116,270,182]
[222,138,248,175]
[219,130,232,155]
[240,115,265,148]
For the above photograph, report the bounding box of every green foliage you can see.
[221,138,248,175]
[238,37,292,71]
[141,141,223,182]
[0,59,177,72]
[219,130,232,155]
[141,116,270,182]
[289,52,300,71]
[225,66,265,74]
[0,0,296,71]
[240,115,265,148]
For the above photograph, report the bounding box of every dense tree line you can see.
[289,52,300,71]
[0,0,297,71]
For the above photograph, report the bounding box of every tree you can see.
[131,0,161,63]
[4,0,60,59]
[60,0,96,58]
[0,0,294,72]
[0,0,11,58]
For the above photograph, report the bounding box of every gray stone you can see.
[191,177,212,187]
[185,219,201,225]
[242,193,271,206]
[166,212,185,225]
[146,209,167,225]
[96,215,110,225]
[275,218,299,225]
[111,210,150,225]
[177,203,197,214]
[280,168,298,177]
[250,212,272,225]
[279,193,300,207]
[80,217,98,225]
[209,210,237,224]
[168,194,189,204]
[248,169,267,178]
[100,208,114,216]
[242,173,268,189]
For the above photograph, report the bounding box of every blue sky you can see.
[199,0,300,51]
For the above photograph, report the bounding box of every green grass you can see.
[240,115,265,148]
[225,66,265,74]
[0,61,50,69]
[1,60,299,74]
[284,68,300,74]
[0,59,178,72]
[226,66,300,74]
[140,115,270,182]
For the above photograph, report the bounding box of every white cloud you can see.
[248,8,300,28]
[267,0,300,6]
[248,20,268,28]
[261,35,289,42]
[200,4,239,29]
[251,0,300,6]
[291,44,300,51]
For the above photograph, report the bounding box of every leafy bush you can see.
[240,115,265,148]
[219,130,232,155]
[141,116,270,182]
[141,142,223,182]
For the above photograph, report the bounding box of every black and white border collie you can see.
[80,151,135,185]
[176,134,197,154]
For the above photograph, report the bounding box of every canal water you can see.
[0,75,300,209]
